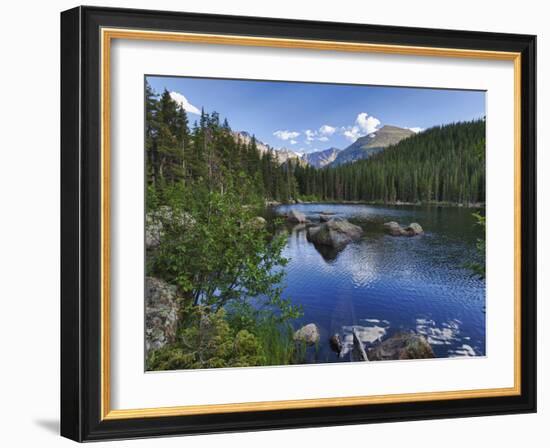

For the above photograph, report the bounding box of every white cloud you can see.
[304,125,336,143]
[169,91,200,115]
[407,127,424,134]
[304,129,317,141]
[319,124,336,136]
[355,112,381,135]
[341,112,382,142]
[290,139,298,145]
[342,127,361,142]
[274,130,300,140]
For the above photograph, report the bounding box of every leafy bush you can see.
[146,306,266,370]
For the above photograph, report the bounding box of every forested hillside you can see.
[146,84,299,204]
[294,120,486,204]
[145,83,302,370]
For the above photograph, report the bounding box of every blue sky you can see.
[146,76,485,154]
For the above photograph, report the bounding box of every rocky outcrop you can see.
[307,218,363,249]
[287,209,307,223]
[367,333,434,361]
[250,216,266,228]
[145,277,179,355]
[383,221,423,237]
[146,206,195,249]
[294,323,320,345]
[319,213,331,223]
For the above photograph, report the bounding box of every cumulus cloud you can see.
[407,127,424,134]
[342,127,361,142]
[304,129,317,142]
[304,125,336,143]
[341,112,382,142]
[319,124,336,136]
[356,112,381,134]
[274,130,300,141]
[169,91,200,115]
[290,139,298,145]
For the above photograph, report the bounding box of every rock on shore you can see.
[145,277,179,355]
[294,323,320,345]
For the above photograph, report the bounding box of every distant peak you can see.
[378,124,410,132]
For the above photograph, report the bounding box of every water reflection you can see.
[269,203,486,362]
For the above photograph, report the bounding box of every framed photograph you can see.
[60,6,536,441]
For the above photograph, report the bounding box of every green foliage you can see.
[149,180,295,313]
[465,211,486,279]
[145,81,303,370]
[146,307,266,370]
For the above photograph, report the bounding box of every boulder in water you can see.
[307,218,363,249]
[368,333,434,360]
[383,221,423,237]
[404,222,423,235]
[287,209,307,223]
[294,323,320,345]
[329,334,343,354]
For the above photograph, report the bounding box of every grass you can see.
[254,318,306,366]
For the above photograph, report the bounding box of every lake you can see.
[269,203,486,363]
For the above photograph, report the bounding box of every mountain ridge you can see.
[331,125,415,167]
[302,147,342,168]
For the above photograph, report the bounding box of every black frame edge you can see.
[60,5,537,442]
[61,6,83,442]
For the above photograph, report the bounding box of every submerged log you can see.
[351,328,369,362]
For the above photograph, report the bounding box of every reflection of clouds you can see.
[330,242,381,288]
[339,318,389,358]
[416,318,479,357]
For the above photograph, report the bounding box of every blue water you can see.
[270,203,486,362]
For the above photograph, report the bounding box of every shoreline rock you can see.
[250,216,266,228]
[294,323,320,345]
[145,277,179,355]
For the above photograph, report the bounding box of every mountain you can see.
[302,147,342,168]
[232,131,271,155]
[293,120,485,204]
[331,125,414,167]
[276,148,307,165]
[232,131,304,165]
